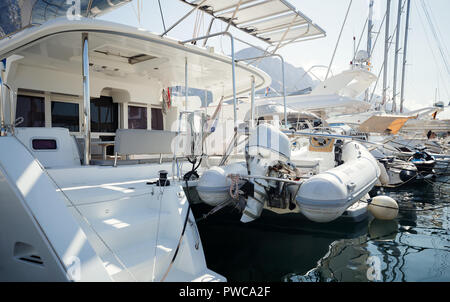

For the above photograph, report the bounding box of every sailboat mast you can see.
[400,0,411,113]
[367,0,374,57]
[382,0,392,110]
[392,0,403,113]
[365,0,374,102]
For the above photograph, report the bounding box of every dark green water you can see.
[193,178,450,282]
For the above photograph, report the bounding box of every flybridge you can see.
[179,0,326,50]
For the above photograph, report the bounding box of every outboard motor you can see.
[410,148,436,177]
[241,124,298,223]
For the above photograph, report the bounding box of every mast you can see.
[367,0,374,57]
[392,0,403,113]
[382,0,391,110]
[400,0,411,114]
[366,0,374,102]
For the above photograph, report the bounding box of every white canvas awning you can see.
[180,0,326,47]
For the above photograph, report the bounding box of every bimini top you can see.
[0,0,132,38]
[180,0,326,48]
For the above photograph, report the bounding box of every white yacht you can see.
[0,15,272,281]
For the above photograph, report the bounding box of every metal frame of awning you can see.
[165,0,326,52]
[159,1,326,132]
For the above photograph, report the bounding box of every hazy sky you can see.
[99,0,450,119]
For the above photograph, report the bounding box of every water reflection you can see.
[194,179,450,282]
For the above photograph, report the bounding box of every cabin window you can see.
[151,108,164,130]
[16,95,45,127]
[51,101,80,132]
[128,106,148,129]
[32,139,57,150]
[90,96,118,133]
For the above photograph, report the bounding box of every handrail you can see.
[182,32,238,133]
[0,60,6,136]
[236,54,287,127]
[82,33,91,165]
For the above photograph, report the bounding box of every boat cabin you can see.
[0,17,271,282]
[0,18,270,166]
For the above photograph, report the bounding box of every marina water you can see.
[194,178,450,282]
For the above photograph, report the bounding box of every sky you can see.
[99,0,450,120]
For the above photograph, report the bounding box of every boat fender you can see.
[399,169,417,182]
[377,161,390,185]
[197,163,247,206]
[368,196,399,220]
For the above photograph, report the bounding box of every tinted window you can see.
[151,108,164,130]
[90,96,118,133]
[32,139,57,150]
[128,106,147,129]
[51,101,79,132]
[16,95,45,127]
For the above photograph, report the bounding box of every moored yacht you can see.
[0,16,272,281]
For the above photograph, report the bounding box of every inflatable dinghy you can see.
[295,141,380,223]
[195,124,381,224]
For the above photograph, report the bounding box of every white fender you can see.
[377,161,390,186]
[368,196,399,220]
[196,163,247,206]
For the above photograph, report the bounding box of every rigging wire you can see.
[369,10,387,58]
[352,17,369,62]
[369,5,404,105]
[413,0,450,101]
[130,0,140,26]
[325,0,353,81]
[420,0,450,76]
[424,1,450,67]
[158,0,167,32]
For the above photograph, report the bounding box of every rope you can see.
[380,170,419,188]
[160,156,203,281]
[361,198,449,212]
[160,179,192,282]
[151,177,168,282]
[229,174,241,200]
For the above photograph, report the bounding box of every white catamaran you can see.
[0,1,278,280]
